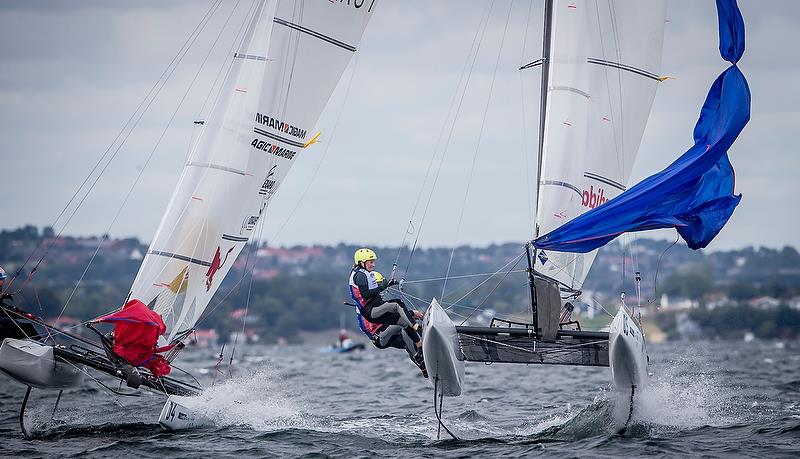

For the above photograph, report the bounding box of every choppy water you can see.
[1,339,798,458]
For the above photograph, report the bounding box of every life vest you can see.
[348,267,382,338]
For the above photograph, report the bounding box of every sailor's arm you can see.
[354,271,394,300]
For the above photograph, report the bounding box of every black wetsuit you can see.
[350,268,421,344]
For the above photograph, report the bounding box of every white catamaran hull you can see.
[608,306,648,390]
[159,394,210,430]
[422,299,464,397]
[0,338,84,389]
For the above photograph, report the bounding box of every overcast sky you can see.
[1,1,797,251]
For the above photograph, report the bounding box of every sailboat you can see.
[0,0,377,437]
[421,0,749,433]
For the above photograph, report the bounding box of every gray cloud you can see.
[0,0,796,252]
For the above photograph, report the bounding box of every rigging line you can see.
[458,253,524,325]
[394,1,494,270]
[442,0,514,299]
[449,253,525,307]
[57,2,229,322]
[519,0,536,237]
[250,0,304,245]
[142,0,250,281]
[222,3,272,369]
[391,290,472,321]
[230,202,268,375]
[593,1,626,192]
[267,53,361,244]
[8,0,225,294]
[461,333,607,356]
[402,2,495,276]
[586,295,614,318]
[401,269,527,285]
[400,254,524,317]
[652,235,679,308]
[131,0,257,295]
[187,0,246,160]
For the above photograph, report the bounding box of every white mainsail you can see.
[129,0,377,341]
[534,0,666,290]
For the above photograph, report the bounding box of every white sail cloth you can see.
[534,0,666,291]
[129,0,377,342]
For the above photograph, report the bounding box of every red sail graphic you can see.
[205,246,234,291]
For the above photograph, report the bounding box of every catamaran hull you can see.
[422,299,464,397]
[608,307,648,390]
[0,338,84,389]
[159,394,210,430]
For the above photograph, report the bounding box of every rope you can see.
[447,253,525,309]
[7,0,225,293]
[119,0,256,310]
[519,0,536,236]
[457,254,524,325]
[398,2,494,276]
[266,52,362,244]
[55,0,227,321]
[651,236,679,309]
[401,269,527,285]
[442,1,514,299]
[461,333,608,356]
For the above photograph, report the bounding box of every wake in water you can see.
[189,367,309,430]
[508,349,746,443]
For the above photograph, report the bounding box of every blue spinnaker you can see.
[534,0,750,254]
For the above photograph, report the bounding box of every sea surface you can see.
[1,338,798,458]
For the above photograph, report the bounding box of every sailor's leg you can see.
[368,301,421,343]
[376,325,403,349]
[399,329,417,358]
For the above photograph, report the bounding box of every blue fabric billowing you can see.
[533,0,750,254]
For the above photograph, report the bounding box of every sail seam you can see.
[540,180,582,197]
[550,86,590,98]
[584,172,626,191]
[221,234,249,243]
[253,127,305,148]
[147,250,211,267]
[186,161,246,176]
[587,58,660,81]
[273,17,356,52]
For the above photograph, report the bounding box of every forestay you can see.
[129,0,377,342]
[533,0,666,291]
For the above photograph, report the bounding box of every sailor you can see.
[370,271,427,377]
[0,267,12,306]
[348,248,426,373]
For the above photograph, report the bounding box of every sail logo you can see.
[205,246,234,291]
[251,139,297,160]
[241,201,267,234]
[259,165,278,195]
[255,113,307,140]
[581,185,609,209]
[331,0,377,12]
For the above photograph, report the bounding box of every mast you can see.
[528,0,554,327]
[533,0,554,239]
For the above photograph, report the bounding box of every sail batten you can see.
[129,0,377,342]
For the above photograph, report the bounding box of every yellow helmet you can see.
[354,248,377,265]
[373,271,384,284]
